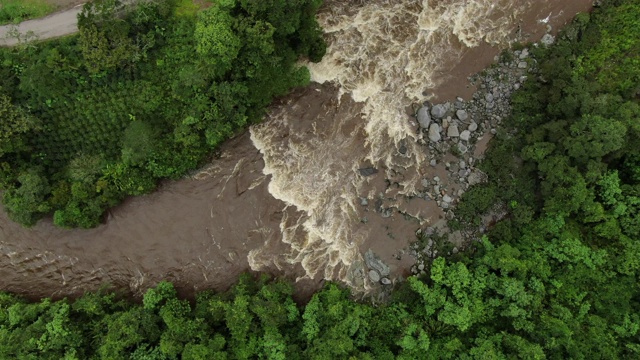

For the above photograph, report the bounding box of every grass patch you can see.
[0,0,55,25]
[174,0,198,17]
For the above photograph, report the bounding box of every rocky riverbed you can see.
[358,37,555,294]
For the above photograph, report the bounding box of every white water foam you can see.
[249,0,533,287]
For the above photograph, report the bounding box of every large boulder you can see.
[431,104,447,119]
[456,109,468,121]
[467,169,489,186]
[359,167,378,176]
[417,106,431,128]
[541,33,555,46]
[365,249,390,277]
[459,130,471,141]
[428,123,441,142]
[447,124,460,138]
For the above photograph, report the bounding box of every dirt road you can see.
[0,3,84,46]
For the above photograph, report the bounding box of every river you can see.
[0,0,593,301]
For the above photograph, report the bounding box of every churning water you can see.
[0,0,593,299]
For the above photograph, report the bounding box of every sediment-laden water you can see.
[0,0,593,300]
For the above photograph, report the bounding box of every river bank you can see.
[0,0,593,301]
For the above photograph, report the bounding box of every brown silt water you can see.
[0,0,593,300]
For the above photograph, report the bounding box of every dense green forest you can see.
[0,0,325,228]
[2,0,640,358]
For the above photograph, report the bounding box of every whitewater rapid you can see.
[247,0,565,287]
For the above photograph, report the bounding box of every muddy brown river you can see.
[0,0,593,301]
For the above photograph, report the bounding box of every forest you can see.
[0,0,325,228]
[1,0,640,358]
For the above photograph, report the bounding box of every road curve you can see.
[0,3,85,47]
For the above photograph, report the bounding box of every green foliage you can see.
[575,2,640,95]
[0,89,40,157]
[447,0,640,357]
[121,121,158,166]
[0,0,326,228]
[454,184,497,224]
[0,0,54,25]
[2,168,50,226]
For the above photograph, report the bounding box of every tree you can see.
[2,169,51,226]
[195,5,242,79]
[0,90,39,157]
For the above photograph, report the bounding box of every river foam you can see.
[249,0,534,286]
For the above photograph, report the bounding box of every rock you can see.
[441,202,449,209]
[459,130,471,141]
[418,263,425,271]
[468,122,478,132]
[375,198,383,211]
[519,48,529,59]
[518,61,528,69]
[433,176,440,183]
[457,144,468,154]
[446,210,455,220]
[485,93,494,102]
[399,144,407,154]
[360,198,368,206]
[459,160,466,169]
[421,179,430,188]
[442,117,449,130]
[541,33,555,46]
[368,269,381,283]
[443,195,453,203]
[434,185,440,194]
[467,169,489,186]
[490,128,497,135]
[456,109,468,121]
[513,83,520,90]
[380,277,392,285]
[359,167,378,176]
[447,125,460,138]
[365,249,390,276]
[453,247,459,254]
[431,104,447,119]
[428,123,441,142]
[430,159,437,167]
[417,106,431,128]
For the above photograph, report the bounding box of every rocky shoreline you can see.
[360,36,556,290]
